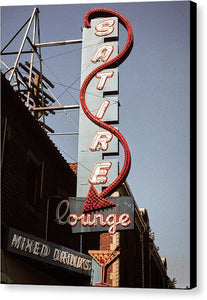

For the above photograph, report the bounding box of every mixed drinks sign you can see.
[7,227,92,276]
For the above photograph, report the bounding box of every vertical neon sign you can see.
[77,8,133,213]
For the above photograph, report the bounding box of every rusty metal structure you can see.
[1,7,81,133]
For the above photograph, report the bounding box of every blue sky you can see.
[1,1,192,288]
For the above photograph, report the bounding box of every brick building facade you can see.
[96,184,171,288]
[1,74,171,287]
[1,74,90,285]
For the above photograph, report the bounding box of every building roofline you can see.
[1,73,76,177]
[150,239,168,275]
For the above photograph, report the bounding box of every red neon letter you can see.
[96,71,114,90]
[95,19,115,37]
[96,100,110,119]
[89,130,113,151]
[91,44,114,63]
[89,162,112,184]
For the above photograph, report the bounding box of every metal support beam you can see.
[36,12,44,108]
[27,12,38,106]
[35,39,82,48]
[29,105,80,111]
[39,121,54,133]
[1,51,33,56]
[19,63,47,89]
[1,17,31,54]
[9,8,38,81]
[25,61,54,88]
[48,132,79,136]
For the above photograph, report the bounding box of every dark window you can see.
[26,152,42,208]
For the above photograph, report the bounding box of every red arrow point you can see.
[82,185,116,213]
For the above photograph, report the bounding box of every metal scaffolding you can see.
[1,7,82,134]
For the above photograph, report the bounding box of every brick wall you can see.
[100,232,120,287]
[1,75,76,239]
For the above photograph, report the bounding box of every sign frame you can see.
[6,227,92,276]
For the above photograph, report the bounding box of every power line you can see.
[42,59,80,104]
[56,59,95,100]
[36,39,105,101]
[46,84,79,131]
[36,39,103,62]
[56,145,92,174]
[51,81,119,103]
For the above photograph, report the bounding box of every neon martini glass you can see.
[88,250,120,287]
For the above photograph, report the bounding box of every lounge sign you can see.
[7,227,92,276]
[56,196,134,235]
